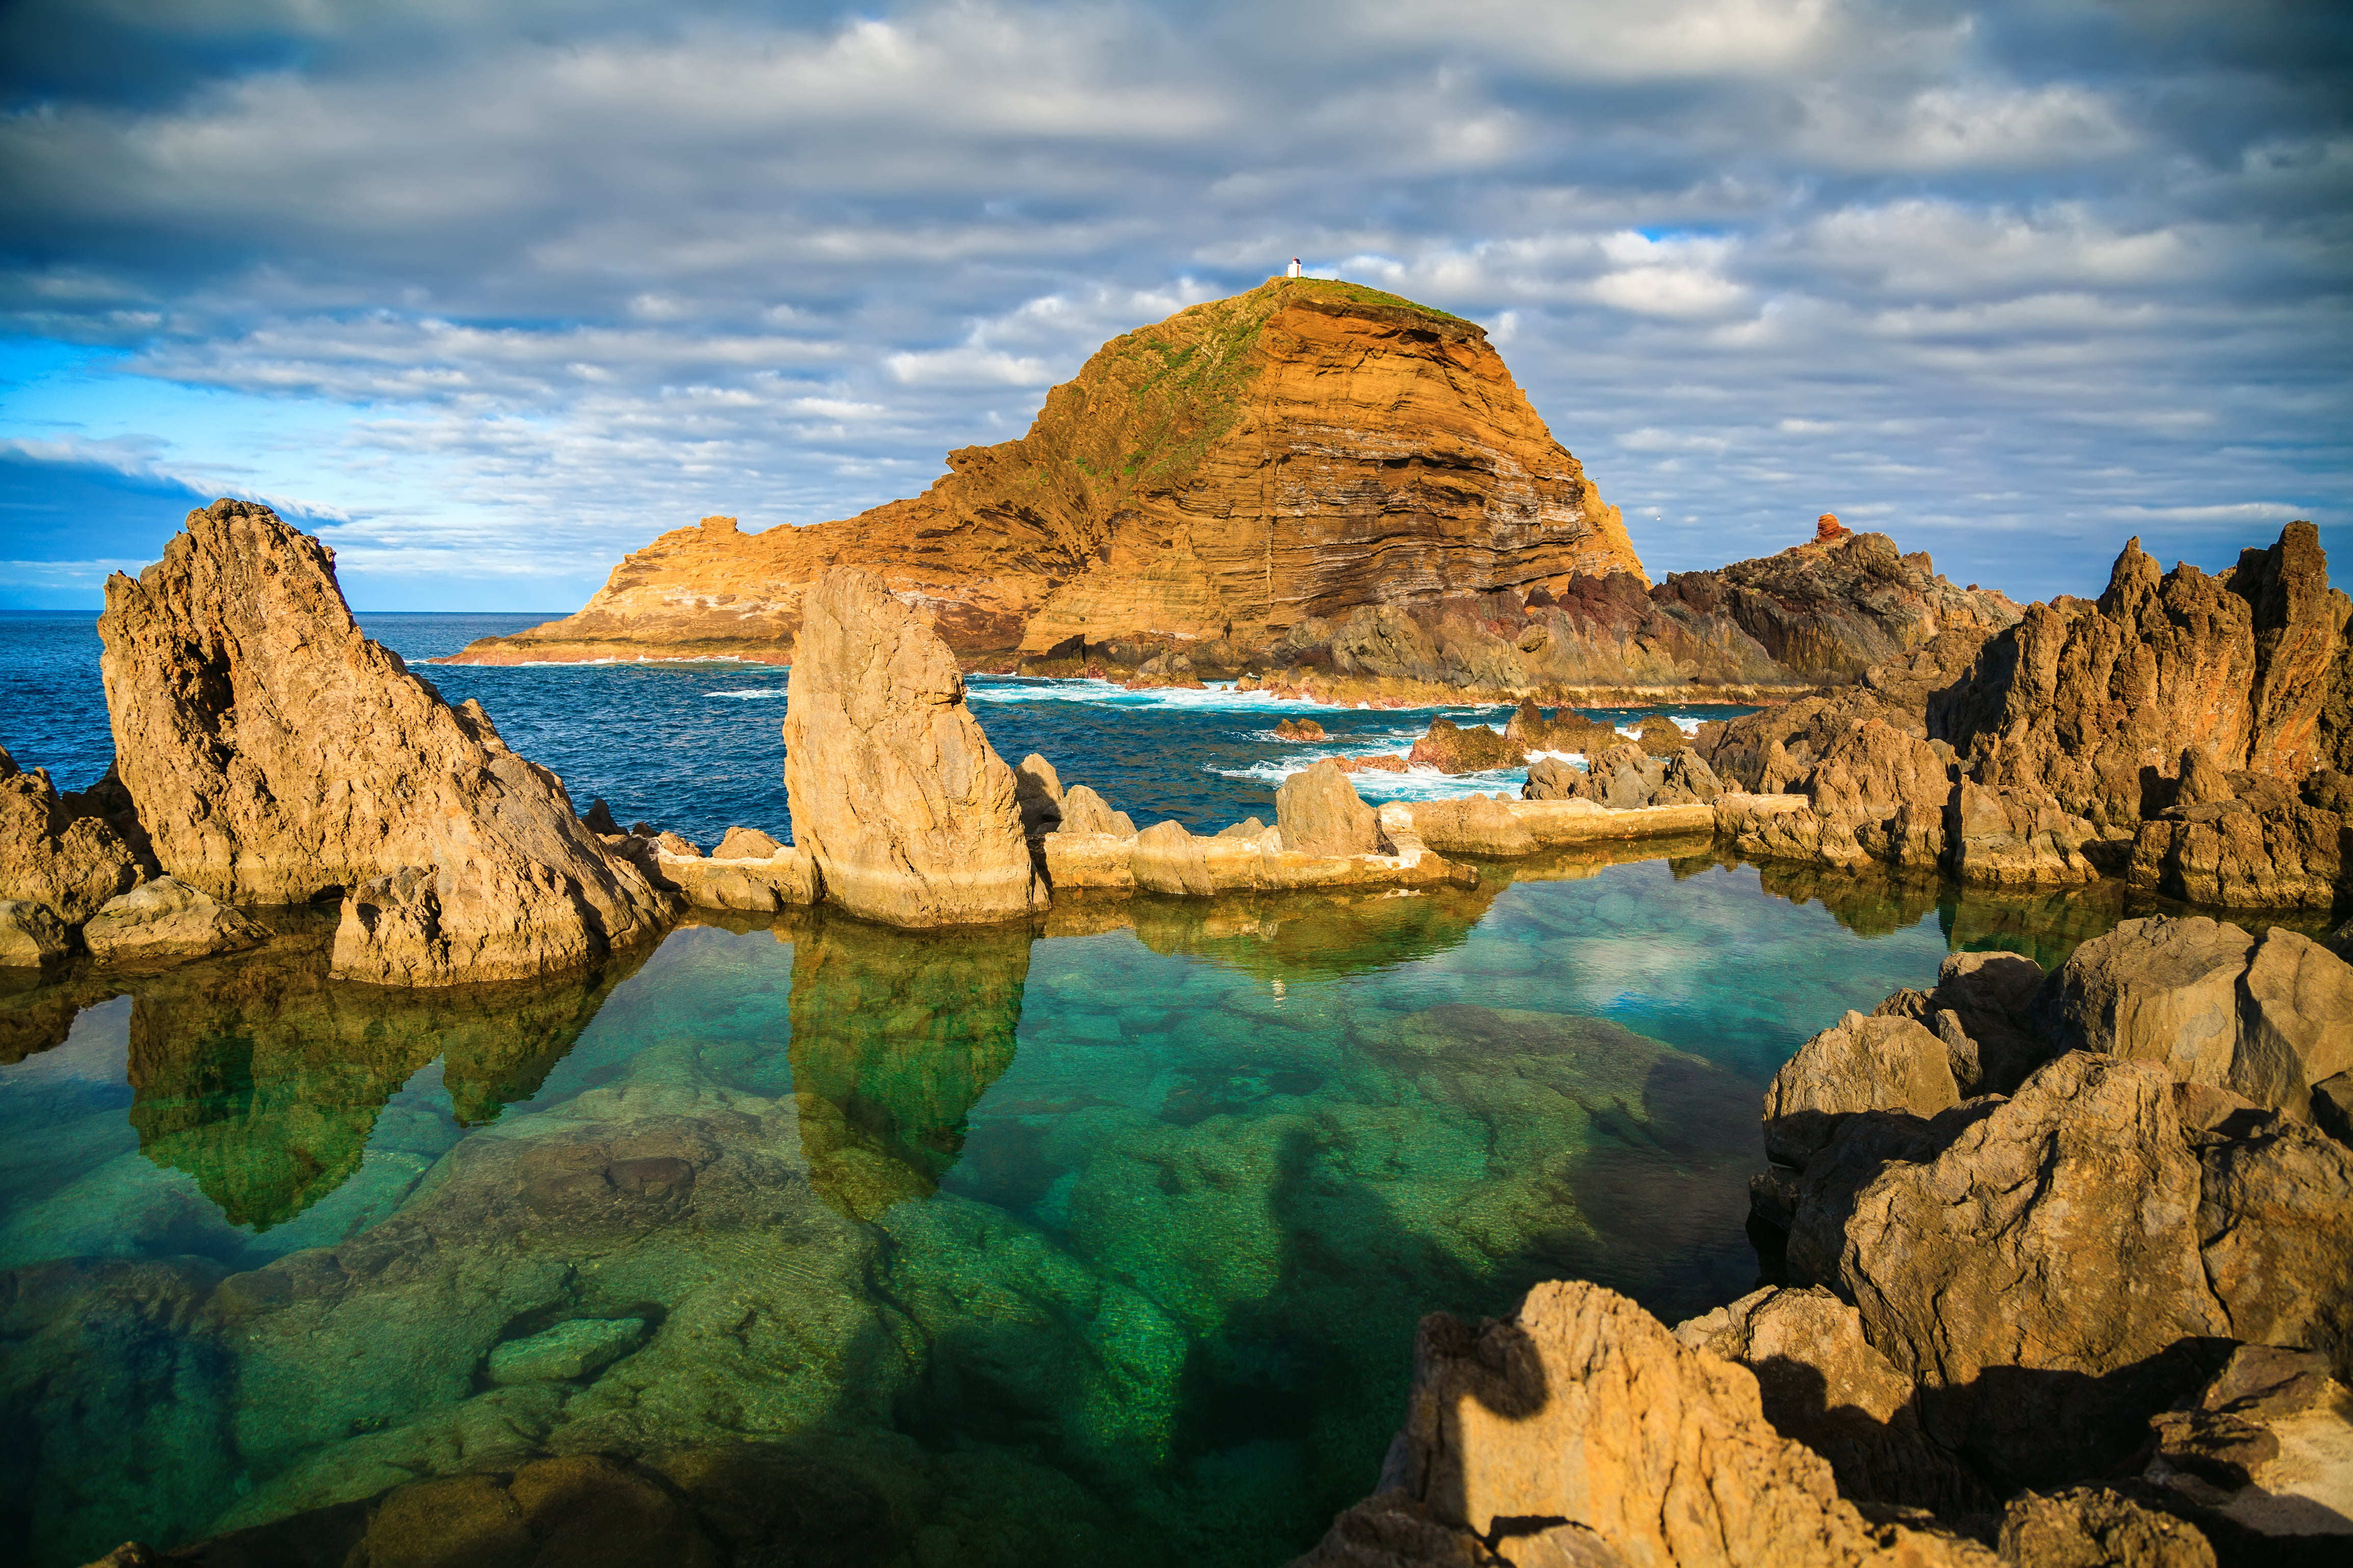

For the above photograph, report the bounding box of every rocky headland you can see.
[436,280,2014,706]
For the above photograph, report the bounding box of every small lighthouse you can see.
[1286,257,1302,279]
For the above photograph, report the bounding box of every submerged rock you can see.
[98,501,671,986]
[779,568,1047,927]
[81,878,268,964]
[486,1317,648,1385]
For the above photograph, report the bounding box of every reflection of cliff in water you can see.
[786,912,1032,1219]
[125,929,652,1230]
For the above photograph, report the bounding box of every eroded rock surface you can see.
[98,501,671,985]
[81,878,268,964]
[0,743,145,926]
[1294,1280,1991,1567]
[779,567,1047,926]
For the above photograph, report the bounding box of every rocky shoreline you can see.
[7,501,2349,1568]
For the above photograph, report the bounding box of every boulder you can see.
[1672,1286,1990,1514]
[1054,784,1136,838]
[1276,761,1387,857]
[1946,779,2102,887]
[580,798,621,835]
[2037,917,2353,1119]
[1012,753,1065,838]
[1762,1011,1962,1169]
[2128,791,2347,910]
[1788,1053,2229,1487]
[1996,1487,2216,1567]
[2195,1119,2353,1376]
[711,827,785,861]
[1294,1280,1991,1567]
[0,744,145,924]
[1919,949,2057,1096]
[1406,719,1522,774]
[1522,754,1582,802]
[98,501,671,985]
[0,899,69,967]
[1801,720,1951,871]
[778,567,1047,927]
[81,878,269,963]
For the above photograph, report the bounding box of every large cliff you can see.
[445,278,1645,666]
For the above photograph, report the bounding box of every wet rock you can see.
[779,567,1047,926]
[0,743,145,925]
[1298,1279,1989,1567]
[712,827,784,860]
[0,899,69,967]
[1789,1052,2229,1487]
[79,878,268,965]
[1274,717,1327,741]
[486,1317,648,1385]
[1276,761,1387,857]
[1406,718,1522,774]
[1762,1011,1960,1169]
[98,501,671,985]
[1996,1487,2217,1567]
[1672,1285,1991,1514]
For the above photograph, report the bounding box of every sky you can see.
[1,0,2347,612]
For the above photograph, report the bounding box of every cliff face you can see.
[446,278,1644,666]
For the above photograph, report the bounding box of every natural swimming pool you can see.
[0,610,2233,1565]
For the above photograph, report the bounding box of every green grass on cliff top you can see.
[1067,278,1477,484]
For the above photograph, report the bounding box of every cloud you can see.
[0,0,2344,608]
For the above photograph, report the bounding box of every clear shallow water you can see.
[0,845,2156,1567]
[0,606,2166,1565]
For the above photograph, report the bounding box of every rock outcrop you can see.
[1754,915,2353,1497]
[0,743,145,928]
[447,278,1645,667]
[97,500,673,986]
[779,567,1047,926]
[1275,761,1388,857]
[1292,1280,1991,1567]
[1933,523,2352,842]
[80,878,268,964]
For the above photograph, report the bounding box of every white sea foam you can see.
[1206,754,1532,804]
[961,676,1506,717]
[707,687,789,701]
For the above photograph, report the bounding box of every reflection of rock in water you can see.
[1123,880,1496,983]
[1937,877,2127,969]
[787,912,1032,1219]
[1751,859,1948,939]
[0,968,113,1064]
[124,930,651,1230]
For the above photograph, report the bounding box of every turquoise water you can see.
[0,843,2153,1566]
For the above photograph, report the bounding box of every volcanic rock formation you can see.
[96,500,672,985]
[0,743,146,936]
[447,278,1644,667]
[779,567,1047,926]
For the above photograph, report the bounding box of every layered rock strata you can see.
[448,278,1645,667]
[97,501,672,985]
[779,568,1047,926]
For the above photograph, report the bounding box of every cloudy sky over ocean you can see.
[2,0,2346,610]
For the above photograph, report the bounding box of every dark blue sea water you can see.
[0,610,1735,842]
[0,606,2172,1568]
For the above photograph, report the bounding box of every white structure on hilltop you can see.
[1287,257,1302,278]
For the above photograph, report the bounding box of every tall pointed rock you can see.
[98,500,671,984]
[781,568,1047,926]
